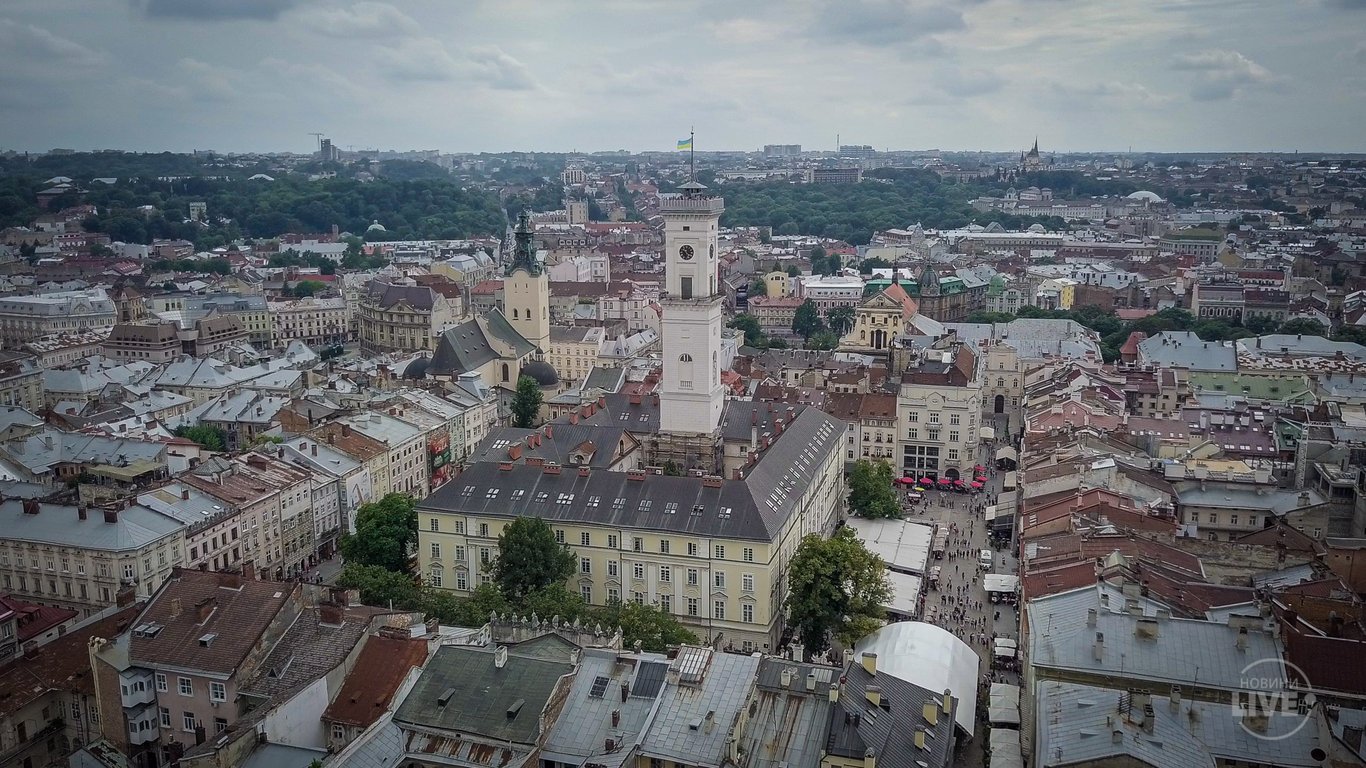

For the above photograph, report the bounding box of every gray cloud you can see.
[1,0,1362,153]
[1172,48,1274,101]
[0,18,104,68]
[304,2,420,37]
[139,0,302,20]
[466,47,539,91]
[815,1,964,46]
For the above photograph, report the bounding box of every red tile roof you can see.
[0,605,141,717]
[0,594,78,642]
[323,634,429,727]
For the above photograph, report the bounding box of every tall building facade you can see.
[658,183,726,436]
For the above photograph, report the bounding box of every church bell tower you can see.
[504,210,550,354]
[658,181,726,436]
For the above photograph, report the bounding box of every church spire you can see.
[508,210,541,276]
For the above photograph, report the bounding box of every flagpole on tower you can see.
[689,126,695,183]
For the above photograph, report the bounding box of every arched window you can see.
[679,353,693,362]
[501,363,510,382]
[428,564,443,588]
[512,308,519,319]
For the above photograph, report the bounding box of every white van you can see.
[978,549,995,570]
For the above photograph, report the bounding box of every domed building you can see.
[1126,190,1164,206]
[366,220,387,233]
[519,359,559,388]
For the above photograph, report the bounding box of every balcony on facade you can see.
[120,668,156,708]
[125,701,160,746]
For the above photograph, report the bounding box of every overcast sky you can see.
[2,0,1364,155]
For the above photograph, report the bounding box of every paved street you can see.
[902,440,1020,767]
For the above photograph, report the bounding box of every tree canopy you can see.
[785,528,892,652]
[847,460,900,518]
[792,299,825,342]
[339,493,417,573]
[172,425,226,452]
[491,517,577,600]
[511,375,544,428]
[2,169,506,250]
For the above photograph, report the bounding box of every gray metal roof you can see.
[853,622,980,737]
[738,659,836,768]
[1027,584,1284,693]
[831,661,956,768]
[0,499,183,551]
[639,648,760,768]
[1238,334,1366,361]
[470,424,633,469]
[541,649,670,768]
[393,644,573,744]
[1174,483,1324,516]
[429,309,535,377]
[1034,680,1322,768]
[1137,331,1237,372]
[944,318,1103,361]
[1,430,167,475]
[422,407,843,542]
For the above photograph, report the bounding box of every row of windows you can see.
[431,520,756,561]
[573,585,756,623]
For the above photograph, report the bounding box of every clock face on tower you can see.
[679,245,694,260]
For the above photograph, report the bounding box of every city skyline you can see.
[1,0,1365,154]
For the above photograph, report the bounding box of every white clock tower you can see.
[658,181,727,435]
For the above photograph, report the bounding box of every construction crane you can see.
[308,132,324,152]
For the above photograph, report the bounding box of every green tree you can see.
[827,305,856,335]
[172,425,227,451]
[729,314,766,347]
[810,246,835,276]
[786,265,802,277]
[1242,314,1280,335]
[792,299,825,342]
[1277,317,1327,337]
[807,330,839,351]
[290,280,327,297]
[785,528,892,653]
[661,460,684,476]
[847,460,900,518]
[510,375,544,428]
[858,257,892,274]
[491,517,576,600]
[598,599,700,652]
[339,493,417,573]
[337,563,422,608]
[749,278,768,297]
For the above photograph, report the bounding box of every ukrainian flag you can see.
[676,137,693,150]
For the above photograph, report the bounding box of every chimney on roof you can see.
[494,645,508,669]
[103,507,118,524]
[829,684,840,704]
[1169,686,1182,711]
[1087,608,1097,628]
[341,424,351,437]
[77,505,87,521]
[170,598,182,618]
[195,597,216,623]
[861,652,877,676]
[1093,632,1104,661]
[1235,626,1249,651]
[922,700,939,727]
